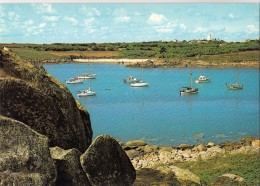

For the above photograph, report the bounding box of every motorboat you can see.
[77,86,96,97]
[130,81,149,87]
[195,75,211,83]
[66,77,84,84]
[78,73,96,79]
[123,76,140,83]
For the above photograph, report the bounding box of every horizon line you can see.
[1,0,260,3]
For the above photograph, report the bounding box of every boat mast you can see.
[190,70,193,88]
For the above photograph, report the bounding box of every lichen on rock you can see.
[80,135,136,186]
[0,116,57,185]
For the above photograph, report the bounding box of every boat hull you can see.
[179,87,198,95]
[78,74,96,79]
[195,79,211,83]
[66,80,84,84]
[77,92,96,96]
[226,83,243,90]
[131,82,149,87]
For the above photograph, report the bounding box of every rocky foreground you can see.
[0,48,136,185]
[120,138,260,185]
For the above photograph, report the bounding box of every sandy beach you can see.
[73,58,149,64]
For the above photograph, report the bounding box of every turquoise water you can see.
[44,63,259,146]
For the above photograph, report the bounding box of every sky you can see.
[0,3,259,43]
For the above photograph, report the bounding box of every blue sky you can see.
[0,3,259,43]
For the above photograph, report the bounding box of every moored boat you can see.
[226,82,243,90]
[179,70,198,95]
[66,77,84,84]
[77,86,96,96]
[179,86,199,95]
[130,81,149,87]
[123,76,140,83]
[195,75,211,83]
[78,73,96,79]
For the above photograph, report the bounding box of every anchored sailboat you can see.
[226,68,243,90]
[66,64,84,84]
[78,62,96,79]
[179,70,198,95]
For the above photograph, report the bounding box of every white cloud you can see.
[0,26,6,34]
[246,24,258,34]
[180,23,187,31]
[228,13,235,19]
[0,5,5,17]
[43,16,59,22]
[115,16,130,23]
[84,18,95,26]
[134,12,142,16]
[194,26,208,33]
[39,23,46,28]
[114,8,127,17]
[25,19,34,26]
[155,21,177,33]
[63,16,78,25]
[80,6,100,17]
[147,13,167,25]
[7,12,19,21]
[32,4,56,14]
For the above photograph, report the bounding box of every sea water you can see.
[44,63,259,146]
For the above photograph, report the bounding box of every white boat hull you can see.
[66,79,84,84]
[77,92,96,96]
[78,74,96,79]
[195,79,211,83]
[131,82,149,87]
[195,76,211,83]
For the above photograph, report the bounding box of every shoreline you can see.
[25,54,259,68]
[120,137,260,170]
[73,58,149,64]
[58,58,259,68]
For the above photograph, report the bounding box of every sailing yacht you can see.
[78,63,96,79]
[179,70,198,95]
[66,64,84,84]
[226,68,243,90]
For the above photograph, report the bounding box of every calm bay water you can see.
[44,63,259,146]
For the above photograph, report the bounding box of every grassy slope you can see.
[171,152,260,185]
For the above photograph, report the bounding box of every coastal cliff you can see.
[0,48,92,152]
[0,48,136,185]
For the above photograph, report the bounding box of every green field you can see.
[1,40,259,65]
[173,152,260,185]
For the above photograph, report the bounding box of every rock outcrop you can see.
[80,135,136,186]
[0,49,92,152]
[213,173,246,186]
[0,116,57,185]
[50,146,91,186]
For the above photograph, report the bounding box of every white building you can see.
[207,33,212,41]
